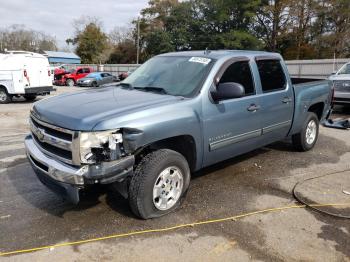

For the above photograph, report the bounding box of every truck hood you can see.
[32,86,181,131]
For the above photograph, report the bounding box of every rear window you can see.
[256,59,286,92]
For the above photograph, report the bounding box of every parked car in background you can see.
[0,51,54,103]
[53,64,68,76]
[329,62,350,106]
[54,66,93,86]
[118,68,136,81]
[77,72,117,87]
[25,50,332,219]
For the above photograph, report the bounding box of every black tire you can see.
[292,112,319,152]
[0,87,11,104]
[92,81,98,87]
[24,94,37,102]
[129,149,191,219]
[66,79,74,87]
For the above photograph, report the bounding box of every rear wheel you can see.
[24,94,37,102]
[292,112,319,151]
[0,87,11,104]
[66,79,74,87]
[128,149,191,219]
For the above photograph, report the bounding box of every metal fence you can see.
[62,58,350,79]
[285,59,349,79]
[63,64,140,77]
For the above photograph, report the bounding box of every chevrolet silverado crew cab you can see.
[25,51,333,219]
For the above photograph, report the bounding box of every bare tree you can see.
[0,24,57,52]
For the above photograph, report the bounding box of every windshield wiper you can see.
[118,82,133,89]
[134,86,168,94]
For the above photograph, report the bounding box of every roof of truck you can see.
[159,50,281,60]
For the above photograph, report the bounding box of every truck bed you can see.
[289,78,332,136]
[291,77,326,85]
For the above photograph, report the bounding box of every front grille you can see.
[33,119,72,141]
[32,132,72,160]
[333,80,350,92]
[30,115,78,165]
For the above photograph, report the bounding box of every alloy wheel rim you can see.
[153,166,184,211]
[306,120,317,145]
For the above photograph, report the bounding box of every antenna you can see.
[204,48,211,55]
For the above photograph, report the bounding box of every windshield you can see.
[122,56,214,97]
[338,64,350,75]
[86,72,100,78]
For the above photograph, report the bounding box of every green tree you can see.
[108,39,137,64]
[67,20,108,63]
[76,23,108,63]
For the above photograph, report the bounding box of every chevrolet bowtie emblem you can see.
[36,128,45,141]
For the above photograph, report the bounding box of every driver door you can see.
[202,58,263,167]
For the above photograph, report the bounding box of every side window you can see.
[83,68,90,73]
[219,61,255,96]
[256,59,286,92]
[76,69,83,74]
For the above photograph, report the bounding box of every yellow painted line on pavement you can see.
[1,202,349,257]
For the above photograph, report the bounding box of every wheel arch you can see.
[308,102,324,120]
[0,84,9,92]
[134,135,197,172]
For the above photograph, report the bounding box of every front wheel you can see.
[66,79,74,87]
[128,149,191,219]
[292,112,319,151]
[0,87,11,104]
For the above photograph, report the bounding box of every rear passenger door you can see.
[255,58,294,142]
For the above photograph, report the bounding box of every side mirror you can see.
[211,82,245,101]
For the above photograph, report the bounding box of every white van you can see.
[0,51,54,103]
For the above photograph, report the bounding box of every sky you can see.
[0,0,149,49]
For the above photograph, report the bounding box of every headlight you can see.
[80,130,123,164]
[83,79,92,83]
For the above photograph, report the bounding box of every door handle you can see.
[282,97,292,104]
[247,104,261,112]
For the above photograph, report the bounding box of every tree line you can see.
[1,0,349,63]
[0,25,57,52]
[134,0,350,62]
[82,0,349,64]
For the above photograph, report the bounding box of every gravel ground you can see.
[0,87,349,261]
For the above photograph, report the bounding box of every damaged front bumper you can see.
[24,135,134,204]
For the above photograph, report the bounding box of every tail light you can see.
[48,70,51,76]
[24,70,27,77]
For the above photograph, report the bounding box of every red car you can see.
[54,67,93,86]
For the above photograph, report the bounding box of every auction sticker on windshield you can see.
[189,57,211,65]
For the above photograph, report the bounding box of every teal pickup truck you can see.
[25,50,333,219]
